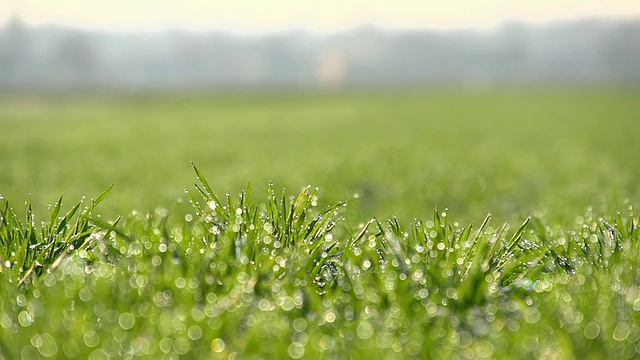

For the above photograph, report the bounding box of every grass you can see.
[2,88,639,223]
[1,88,640,358]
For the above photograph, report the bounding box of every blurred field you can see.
[1,88,639,223]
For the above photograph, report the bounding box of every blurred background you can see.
[1,1,640,225]
[1,1,639,91]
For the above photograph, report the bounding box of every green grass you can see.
[2,88,639,223]
[1,88,640,359]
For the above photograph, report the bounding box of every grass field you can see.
[1,88,639,359]
[2,88,639,223]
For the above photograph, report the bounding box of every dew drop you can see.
[583,322,600,339]
[613,322,630,341]
[211,338,225,353]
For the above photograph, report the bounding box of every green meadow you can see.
[2,88,639,222]
[1,88,639,359]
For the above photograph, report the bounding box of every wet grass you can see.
[1,88,640,358]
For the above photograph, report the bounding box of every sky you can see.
[2,0,639,33]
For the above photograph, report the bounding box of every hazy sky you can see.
[3,0,639,32]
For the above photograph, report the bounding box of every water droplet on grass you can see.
[210,338,225,353]
[293,318,307,332]
[33,333,58,357]
[173,337,191,355]
[288,343,305,358]
[324,311,336,323]
[613,322,630,341]
[188,325,203,341]
[319,335,336,351]
[357,322,374,339]
[83,330,100,348]
[258,299,271,311]
[18,311,32,327]
[584,322,600,339]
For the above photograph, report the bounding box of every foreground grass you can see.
[1,166,639,359]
